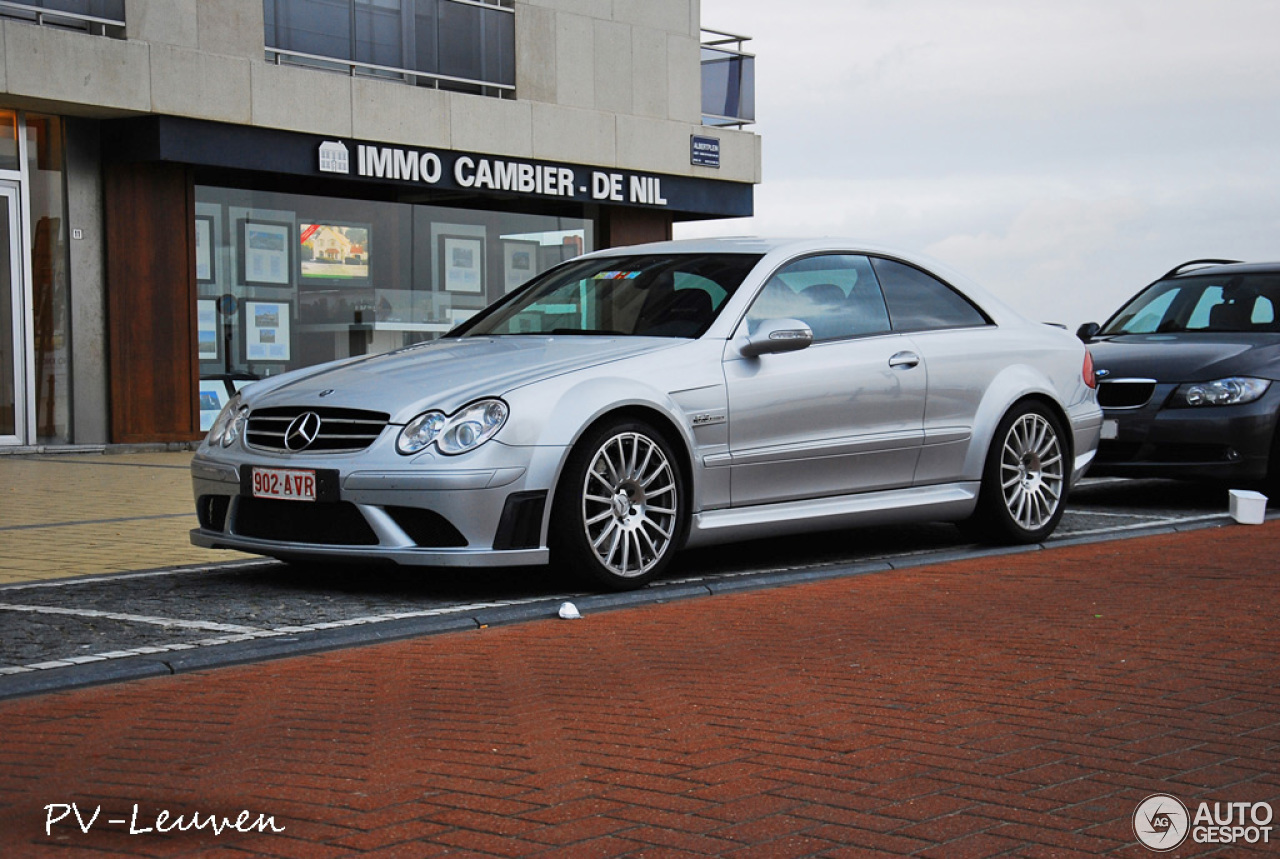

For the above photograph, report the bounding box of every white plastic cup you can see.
[1229,489,1268,525]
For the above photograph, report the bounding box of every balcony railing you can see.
[264,0,515,98]
[701,28,755,128]
[0,0,124,37]
[265,46,515,98]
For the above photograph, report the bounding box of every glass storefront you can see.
[28,115,71,444]
[194,184,591,428]
[0,185,16,440]
[0,110,71,446]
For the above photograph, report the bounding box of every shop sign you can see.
[316,140,672,208]
[318,141,350,175]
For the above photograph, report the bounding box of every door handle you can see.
[888,351,920,369]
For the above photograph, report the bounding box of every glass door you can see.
[0,182,25,444]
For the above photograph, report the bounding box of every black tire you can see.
[964,401,1068,544]
[550,419,686,590]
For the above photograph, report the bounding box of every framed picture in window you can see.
[299,221,372,288]
[440,235,485,294]
[239,219,292,286]
[197,298,220,362]
[198,381,225,432]
[502,240,539,293]
[242,300,292,363]
[195,215,216,284]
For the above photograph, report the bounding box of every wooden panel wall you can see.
[104,163,200,443]
[600,207,673,249]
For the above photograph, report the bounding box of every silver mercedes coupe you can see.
[191,238,1102,590]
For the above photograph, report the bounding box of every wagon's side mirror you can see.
[740,319,814,358]
[1076,322,1101,342]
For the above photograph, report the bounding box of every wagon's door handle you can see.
[888,351,920,369]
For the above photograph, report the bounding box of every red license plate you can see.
[251,467,317,502]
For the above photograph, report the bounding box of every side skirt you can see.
[685,483,980,549]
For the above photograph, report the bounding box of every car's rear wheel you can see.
[551,420,685,590]
[965,401,1067,544]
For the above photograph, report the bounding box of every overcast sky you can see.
[675,0,1280,330]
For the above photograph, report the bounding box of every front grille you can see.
[246,406,390,453]
[232,497,379,545]
[1098,380,1156,409]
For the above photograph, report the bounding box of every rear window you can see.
[870,258,990,332]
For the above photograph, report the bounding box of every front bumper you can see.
[189,441,566,567]
[1090,383,1279,481]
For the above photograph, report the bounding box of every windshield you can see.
[1101,272,1280,335]
[451,253,762,338]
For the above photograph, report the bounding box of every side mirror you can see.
[1076,322,1101,342]
[740,319,814,358]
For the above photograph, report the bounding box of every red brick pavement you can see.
[1,524,1278,857]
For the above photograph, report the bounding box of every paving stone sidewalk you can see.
[1,524,1277,857]
[0,452,254,585]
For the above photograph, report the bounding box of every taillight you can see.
[1083,350,1097,389]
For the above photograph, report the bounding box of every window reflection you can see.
[29,115,72,444]
[194,184,591,424]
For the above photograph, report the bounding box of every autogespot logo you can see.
[1134,794,1190,851]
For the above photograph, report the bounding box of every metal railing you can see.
[264,0,514,98]
[0,0,124,37]
[265,46,515,97]
[701,28,755,128]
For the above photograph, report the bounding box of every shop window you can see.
[264,0,514,95]
[0,111,17,172]
[28,115,72,444]
[193,185,590,428]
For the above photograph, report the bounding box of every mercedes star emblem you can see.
[284,412,322,451]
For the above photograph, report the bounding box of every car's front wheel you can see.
[551,419,685,590]
[965,401,1068,544]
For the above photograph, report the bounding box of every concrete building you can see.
[0,0,758,448]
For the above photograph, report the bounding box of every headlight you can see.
[1172,377,1271,407]
[397,399,509,455]
[206,394,250,448]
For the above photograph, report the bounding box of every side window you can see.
[1253,297,1275,325]
[745,254,891,342]
[870,258,989,332]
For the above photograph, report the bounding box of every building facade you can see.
[0,0,758,448]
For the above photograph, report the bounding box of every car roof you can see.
[578,236,921,259]
[1167,260,1280,279]
[574,236,995,297]
[574,236,1031,328]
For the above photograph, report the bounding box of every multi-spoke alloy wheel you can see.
[553,421,685,589]
[965,402,1069,544]
[999,411,1065,532]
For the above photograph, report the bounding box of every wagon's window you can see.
[1103,273,1280,335]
